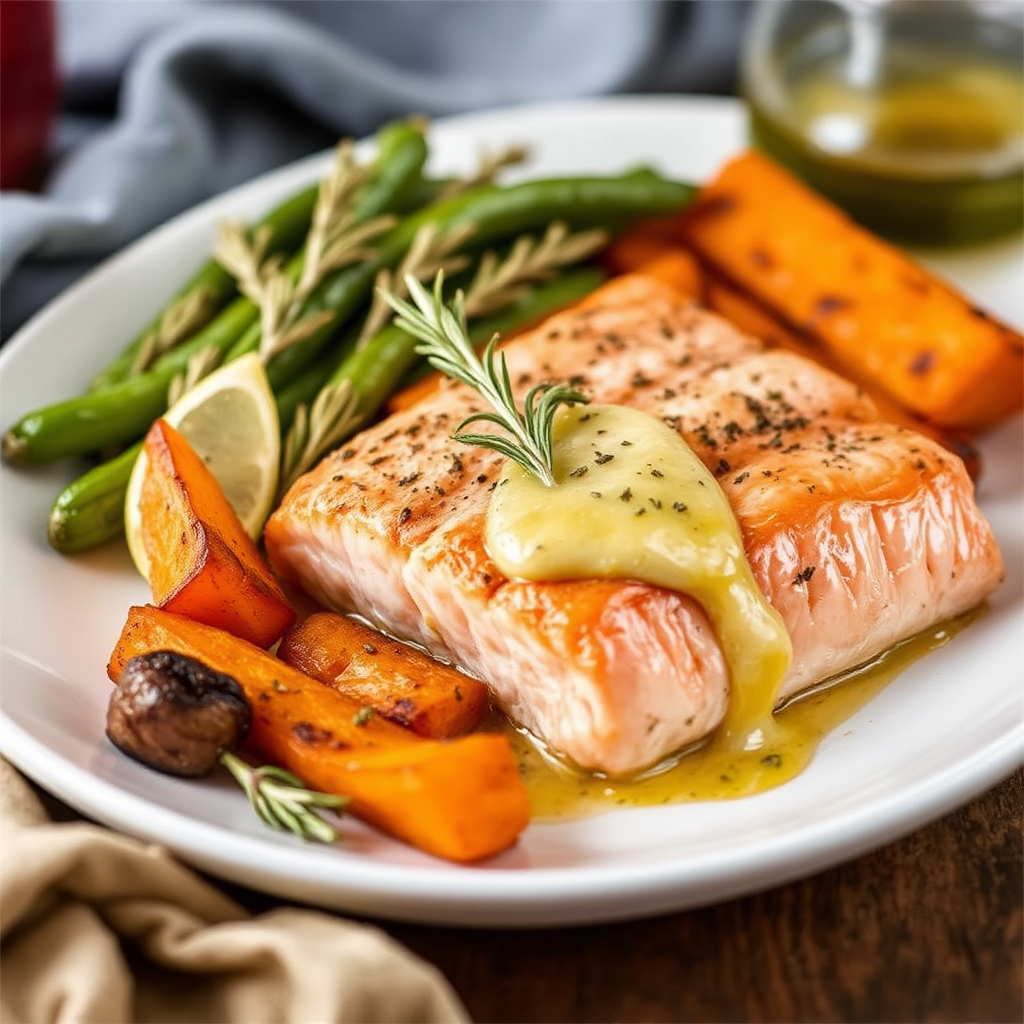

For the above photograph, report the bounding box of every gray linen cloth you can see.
[0,0,747,339]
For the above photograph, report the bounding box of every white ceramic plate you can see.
[2,97,1022,928]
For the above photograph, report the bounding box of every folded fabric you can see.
[0,758,469,1024]
[0,0,747,338]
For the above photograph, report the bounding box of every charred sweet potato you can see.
[139,419,294,648]
[278,611,489,739]
[611,246,981,477]
[677,150,1023,432]
[700,272,981,479]
[109,605,531,861]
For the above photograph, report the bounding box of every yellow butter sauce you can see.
[481,401,983,817]
[486,404,792,754]
[504,610,978,821]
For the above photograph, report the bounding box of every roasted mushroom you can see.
[106,650,251,777]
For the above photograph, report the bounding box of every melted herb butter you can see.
[485,404,793,750]
[502,610,977,820]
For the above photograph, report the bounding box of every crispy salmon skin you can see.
[266,275,1004,776]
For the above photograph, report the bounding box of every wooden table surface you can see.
[34,765,1023,1021]
[381,769,1024,1023]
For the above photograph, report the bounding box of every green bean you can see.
[235,169,695,392]
[47,443,142,553]
[393,175,452,214]
[4,120,429,466]
[87,184,321,394]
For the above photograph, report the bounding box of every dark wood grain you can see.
[30,768,1023,1022]
[381,769,1023,1024]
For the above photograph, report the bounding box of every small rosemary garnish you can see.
[460,221,607,319]
[166,344,223,406]
[434,144,531,202]
[382,272,589,486]
[220,750,347,844]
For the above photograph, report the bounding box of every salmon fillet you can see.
[265,275,1004,776]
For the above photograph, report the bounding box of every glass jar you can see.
[741,0,1024,246]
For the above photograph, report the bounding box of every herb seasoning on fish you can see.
[486,404,793,750]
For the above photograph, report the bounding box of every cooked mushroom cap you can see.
[106,650,252,777]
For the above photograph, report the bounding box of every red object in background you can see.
[1,0,58,190]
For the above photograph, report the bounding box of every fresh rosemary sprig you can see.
[129,286,215,378]
[215,140,396,364]
[280,222,604,483]
[435,143,531,202]
[383,272,589,487]
[220,749,347,844]
[357,221,475,348]
[278,379,362,500]
[461,221,607,319]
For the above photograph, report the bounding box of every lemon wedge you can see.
[125,353,280,580]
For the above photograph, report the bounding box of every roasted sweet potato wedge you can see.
[139,419,295,648]
[278,611,490,739]
[677,150,1023,432]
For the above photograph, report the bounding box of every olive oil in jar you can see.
[742,1,1024,246]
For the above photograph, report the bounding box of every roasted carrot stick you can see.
[700,273,982,479]
[677,150,1023,432]
[278,611,489,739]
[629,250,706,299]
[140,419,295,648]
[109,605,531,862]
[602,228,679,278]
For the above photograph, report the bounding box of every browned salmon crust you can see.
[266,275,1004,775]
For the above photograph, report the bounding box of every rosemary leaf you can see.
[435,143,531,201]
[356,221,475,348]
[219,750,347,844]
[382,272,589,487]
[214,222,277,306]
[129,285,216,378]
[267,309,336,364]
[278,379,362,498]
[167,345,222,406]
[462,221,608,319]
[302,213,398,295]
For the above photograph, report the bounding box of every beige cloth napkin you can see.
[0,759,469,1024]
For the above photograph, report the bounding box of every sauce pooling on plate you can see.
[503,614,972,819]
[485,404,792,752]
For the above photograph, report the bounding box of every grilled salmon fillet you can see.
[266,274,1004,776]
